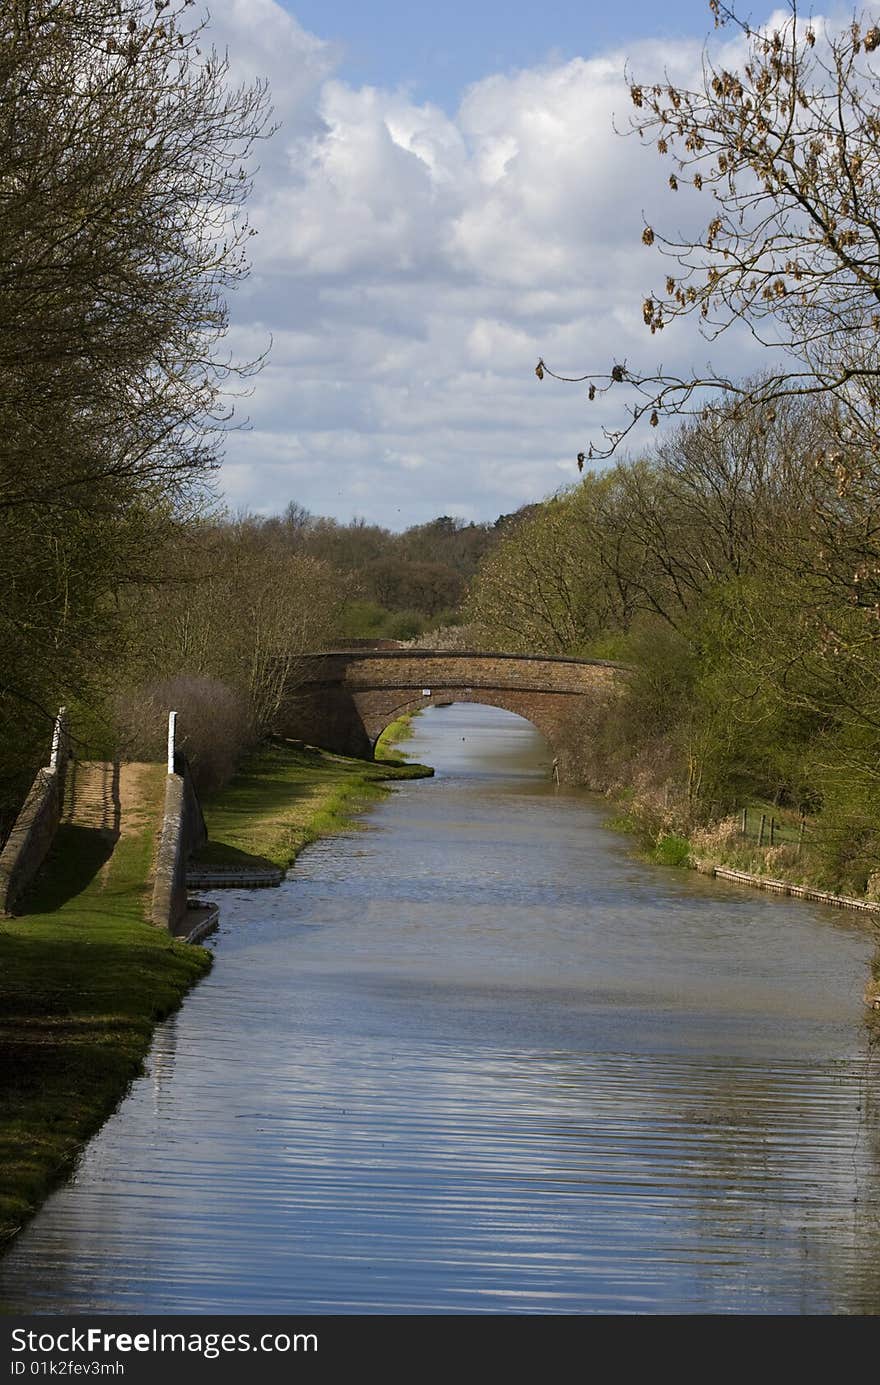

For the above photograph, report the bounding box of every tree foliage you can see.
[0,0,271,819]
[468,393,880,890]
[1,0,270,506]
[466,475,631,652]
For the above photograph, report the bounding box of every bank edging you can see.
[705,862,880,915]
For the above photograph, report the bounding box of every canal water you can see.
[2,704,879,1314]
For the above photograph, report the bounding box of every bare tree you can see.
[0,0,272,512]
[536,2,880,463]
[139,519,346,732]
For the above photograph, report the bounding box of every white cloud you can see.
[205,1,766,525]
[210,0,335,129]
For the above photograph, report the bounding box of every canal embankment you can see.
[0,761,211,1246]
[694,861,880,1009]
[687,819,880,1008]
[0,732,432,1250]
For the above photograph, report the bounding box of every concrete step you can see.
[61,761,120,836]
[186,867,284,889]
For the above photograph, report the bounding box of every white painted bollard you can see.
[49,707,67,771]
[167,710,177,775]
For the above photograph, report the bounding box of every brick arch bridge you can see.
[276,650,624,779]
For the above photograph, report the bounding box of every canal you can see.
[1,703,879,1313]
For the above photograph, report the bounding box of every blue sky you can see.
[279,1,714,110]
[208,0,772,527]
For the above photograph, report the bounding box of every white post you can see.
[167,711,177,775]
[49,707,66,771]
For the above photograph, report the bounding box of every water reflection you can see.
[1,704,878,1313]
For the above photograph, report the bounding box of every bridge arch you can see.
[276,649,624,784]
[369,691,564,757]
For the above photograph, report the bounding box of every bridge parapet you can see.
[295,650,623,692]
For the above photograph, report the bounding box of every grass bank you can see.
[193,737,433,873]
[0,762,211,1250]
[374,711,417,762]
[605,793,872,892]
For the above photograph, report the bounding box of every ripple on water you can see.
[1,705,878,1314]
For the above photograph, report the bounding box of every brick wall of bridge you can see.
[275,650,622,778]
[291,650,617,696]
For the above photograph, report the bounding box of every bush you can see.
[653,834,691,867]
[383,610,426,641]
[113,675,254,793]
[410,621,483,650]
[333,601,395,639]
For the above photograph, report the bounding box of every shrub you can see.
[409,621,482,650]
[383,610,426,641]
[113,675,254,793]
[654,834,691,867]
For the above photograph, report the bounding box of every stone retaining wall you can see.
[151,754,207,933]
[0,712,69,915]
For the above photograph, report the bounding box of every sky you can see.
[204,0,776,527]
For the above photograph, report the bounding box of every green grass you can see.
[604,812,692,868]
[374,712,417,763]
[738,801,805,846]
[193,738,433,873]
[604,811,643,838]
[0,763,211,1249]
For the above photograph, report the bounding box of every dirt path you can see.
[62,761,164,902]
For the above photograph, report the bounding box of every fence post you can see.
[758,813,766,847]
[741,807,747,835]
[769,817,776,847]
[167,711,177,776]
[797,816,805,858]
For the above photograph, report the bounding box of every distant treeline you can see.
[0,496,531,830]
[260,503,520,639]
